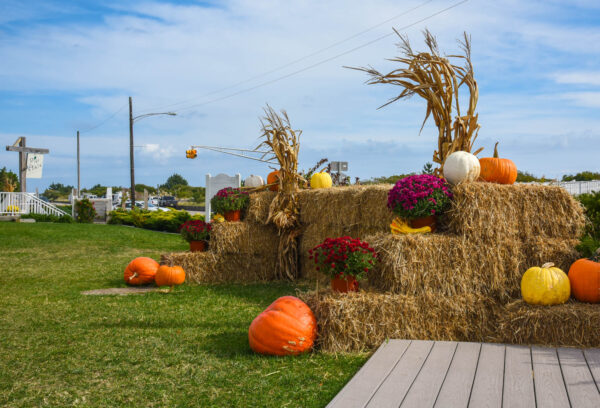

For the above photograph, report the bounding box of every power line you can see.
[136,0,436,114]
[79,103,128,134]
[172,0,469,113]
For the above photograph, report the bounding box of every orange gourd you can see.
[155,265,186,288]
[267,170,280,192]
[568,255,600,303]
[124,257,159,285]
[248,296,317,356]
[479,142,517,185]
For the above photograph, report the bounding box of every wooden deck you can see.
[327,340,600,408]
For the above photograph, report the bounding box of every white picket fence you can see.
[0,192,69,217]
[520,181,600,195]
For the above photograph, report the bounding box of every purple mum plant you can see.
[387,174,452,220]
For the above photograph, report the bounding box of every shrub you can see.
[210,188,249,214]
[577,191,600,256]
[387,174,452,220]
[21,214,74,223]
[74,198,97,223]
[108,208,204,233]
[309,237,378,280]
[179,220,211,242]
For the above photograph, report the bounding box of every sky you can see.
[0,0,599,191]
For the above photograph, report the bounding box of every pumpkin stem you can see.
[128,272,138,281]
[541,262,555,269]
[493,142,499,158]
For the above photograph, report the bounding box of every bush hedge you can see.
[21,213,74,223]
[577,190,600,256]
[108,208,204,233]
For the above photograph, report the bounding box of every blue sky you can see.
[1,0,599,191]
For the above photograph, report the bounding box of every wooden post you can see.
[129,97,136,204]
[143,189,149,209]
[121,189,128,209]
[77,130,80,194]
[19,137,26,192]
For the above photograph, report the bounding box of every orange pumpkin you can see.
[267,170,280,192]
[124,257,159,286]
[248,296,317,356]
[479,142,517,185]
[155,265,186,288]
[568,256,600,303]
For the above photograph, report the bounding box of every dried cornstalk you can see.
[256,105,304,280]
[349,29,482,174]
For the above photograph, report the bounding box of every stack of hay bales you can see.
[161,194,280,283]
[300,182,588,352]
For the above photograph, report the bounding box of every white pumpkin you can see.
[245,174,265,187]
[443,151,480,185]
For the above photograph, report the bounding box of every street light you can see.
[129,96,176,203]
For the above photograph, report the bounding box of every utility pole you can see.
[77,130,80,195]
[129,96,135,204]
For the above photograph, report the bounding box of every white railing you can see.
[519,181,600,195]
[0,192,70,217]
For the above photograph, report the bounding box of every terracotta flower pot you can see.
[331,275,359,293]
[189,240,207,252]
[224,210,241,222]
[410,215,436,232]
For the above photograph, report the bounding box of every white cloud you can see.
[552,72,600,86]
[559,92,600,108]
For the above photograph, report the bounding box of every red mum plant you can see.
[309,236,378,281]
[179,219,211,242]
[210,187,250,214]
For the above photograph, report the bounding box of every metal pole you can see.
[19,137,26,192]
[129,96,135,204]
[77,130,80,194]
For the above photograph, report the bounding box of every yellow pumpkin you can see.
[310,171,333,189]
[521,262,570,305]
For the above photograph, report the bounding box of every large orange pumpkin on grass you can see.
[479,142,517,185]
[267,170,280,192]
[155,265,186,288]
[124,257,159,285]
[248,296,317,356]
[568,254,600,303]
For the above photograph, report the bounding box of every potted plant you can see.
[309,236,378,293]
[179,219,211,252]
[210,187,249,222]
[387,174,452,232]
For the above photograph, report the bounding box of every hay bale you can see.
[210,222,279,255]
[160,252,278,283]
[299,290,497,352]
[522,237,581,272]
[494,300,600,348]
[245,191,276,224]
[445,182,585,241]
[298,185,394,227]
[365,233,524,300]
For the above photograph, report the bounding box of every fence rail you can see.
[520,180,600,195]
[0,192,69,217]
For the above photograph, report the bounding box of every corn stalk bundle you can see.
[256,105,304,280]
[350,29,482,174]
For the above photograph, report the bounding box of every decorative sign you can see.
[330,161,348,172]
[26,153,44,178]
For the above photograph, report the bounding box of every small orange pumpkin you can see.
[479,142,517,185]
[155,265,186,288]
[568,253,600,303]
[248,296,317,356]
[267,170,280,192]
[124,257,159,285]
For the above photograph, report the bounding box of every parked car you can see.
[159,196,178,207]
[149,196,159,206]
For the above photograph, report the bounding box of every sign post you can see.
[5,137,50,192]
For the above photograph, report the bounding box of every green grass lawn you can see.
[0,223,367,407]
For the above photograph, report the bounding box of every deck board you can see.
[329,340,600,408]
[326,339,411,408]
[469,343,505,408]
[503,345,536,408]
[558,348,600,408]
[399,341,457,408]
[365,340,433,408]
